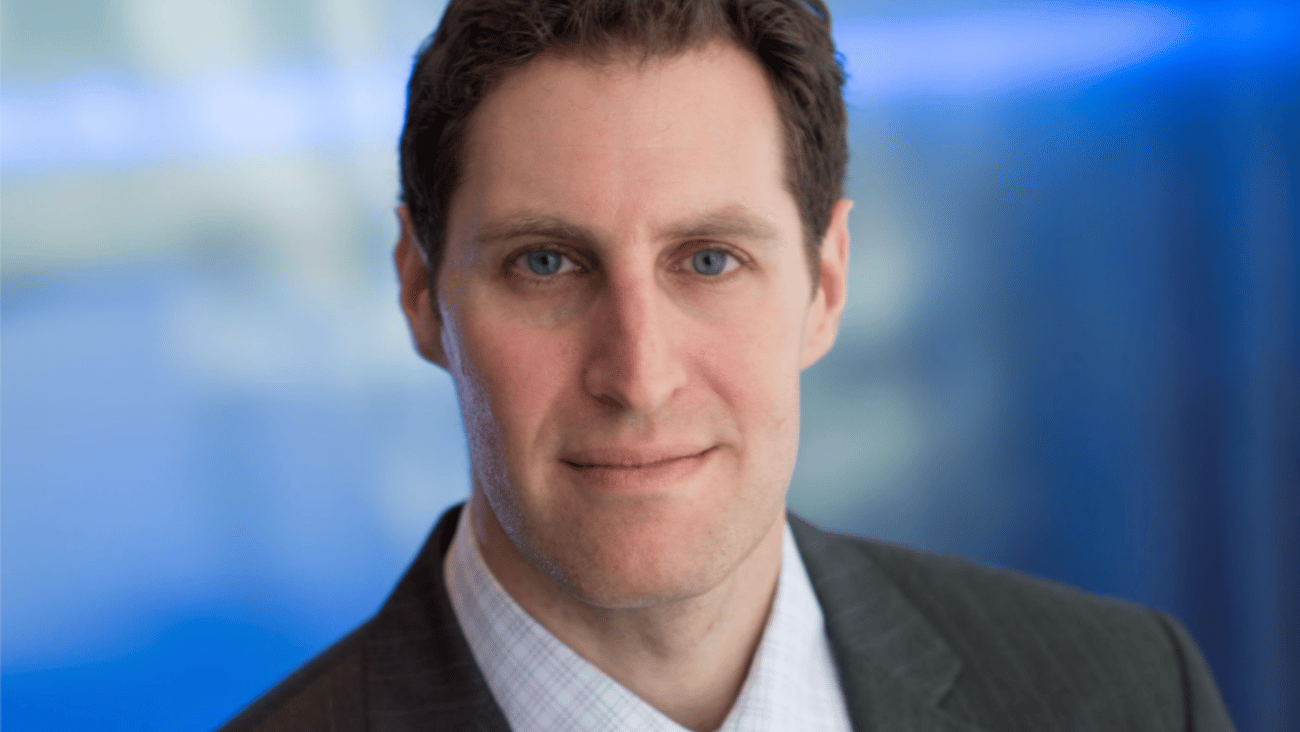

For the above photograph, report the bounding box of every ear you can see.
[394,206,450,369]
[799,199,852,370]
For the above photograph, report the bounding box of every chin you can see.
[516,491,779,609]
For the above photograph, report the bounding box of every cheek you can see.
[702,287,806,446]
[452,303,578,459]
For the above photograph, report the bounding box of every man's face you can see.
[400,43,848,608]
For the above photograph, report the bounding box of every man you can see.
[220,1,1235,730]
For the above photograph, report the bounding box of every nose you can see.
[582,270,688,415]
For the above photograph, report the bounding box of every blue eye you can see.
[692,249,730,276]
[526,250,565,275]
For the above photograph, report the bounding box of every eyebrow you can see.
[659,205,783,244]
[474,215,600,249]
[472,205,782,250]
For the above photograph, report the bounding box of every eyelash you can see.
[508,246,587,280]
[507,244,748,281]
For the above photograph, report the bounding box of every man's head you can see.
[396,0,851,610]
[399,0,848,290]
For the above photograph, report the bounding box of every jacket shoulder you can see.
[216,624,369,732]
[213,505,508,732]
[790,515,1236,731]
[851,530,1151,622]
[792,514,1156,631]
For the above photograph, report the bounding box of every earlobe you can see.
[800,199,852,370]
[394,206,450,369]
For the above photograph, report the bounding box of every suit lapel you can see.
[364,504,512,732]
[359,506,989,732]
[790,514,990,732]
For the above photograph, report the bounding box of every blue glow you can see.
[4,3,1297,175]
[836,2,1192,101]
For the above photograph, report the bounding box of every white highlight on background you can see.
[837,2,1192,101]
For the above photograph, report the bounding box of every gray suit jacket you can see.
[218,504,1235,731]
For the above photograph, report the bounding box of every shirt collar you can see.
[443,502,852,732]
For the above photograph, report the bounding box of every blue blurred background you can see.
[3,0,1296,729]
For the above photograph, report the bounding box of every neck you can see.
[469,491,785,732]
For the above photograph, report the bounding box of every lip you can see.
[562,446,714,469]
[561,446,716,493]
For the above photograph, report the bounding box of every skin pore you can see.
[396,42,850,731]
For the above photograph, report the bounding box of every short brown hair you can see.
[399,0,847,287]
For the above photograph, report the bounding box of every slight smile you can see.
[560,447,717,494]
[561,447,716,470]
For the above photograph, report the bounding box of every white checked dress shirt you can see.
[443,503,854,732]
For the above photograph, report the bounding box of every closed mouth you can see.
[561,447,714,470]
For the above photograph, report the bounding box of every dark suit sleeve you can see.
[1153,612,1236,732]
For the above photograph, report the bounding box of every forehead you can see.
[449,43,796,239]
[474,43,777,144]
